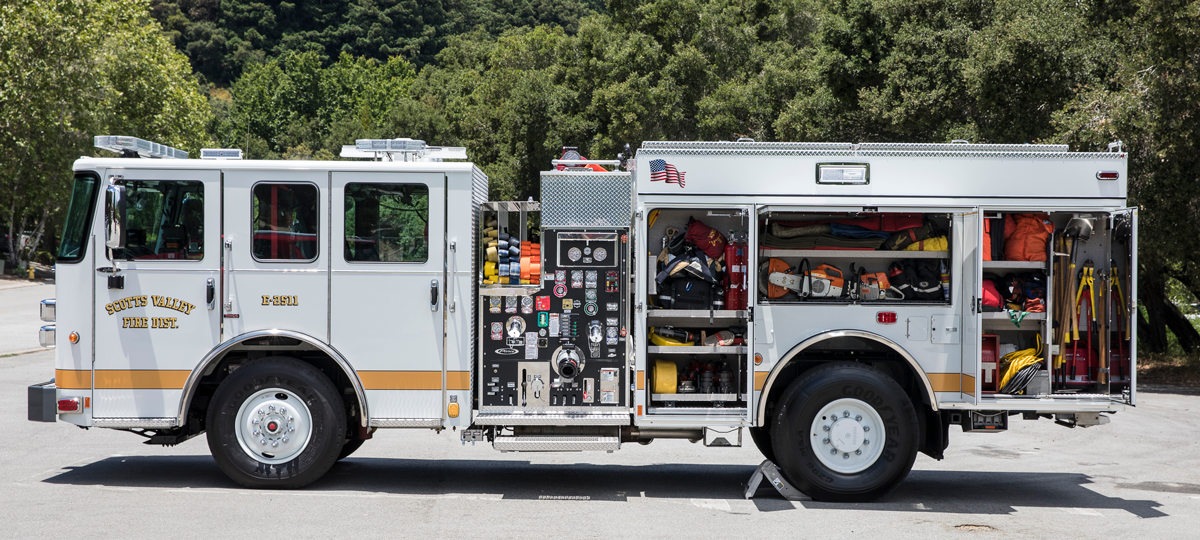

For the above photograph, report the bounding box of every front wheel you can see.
[770,362,919,502]
[206,357,346,488]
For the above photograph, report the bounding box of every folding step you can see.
[493,435,621,452]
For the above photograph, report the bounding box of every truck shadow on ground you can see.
[42,455,1165,518]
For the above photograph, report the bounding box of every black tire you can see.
[748,426,775,463]
[206,357,346,488]
[337,438,366,461]
[770,361,919,502]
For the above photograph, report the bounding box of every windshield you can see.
[57,173,100,263]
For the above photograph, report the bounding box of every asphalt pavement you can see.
[3,283,1199,538]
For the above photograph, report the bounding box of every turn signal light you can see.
[448,401,460,418]
[877,312,897,324]
[57,397,81,413]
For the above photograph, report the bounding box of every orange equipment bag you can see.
[1003,213,1054,261]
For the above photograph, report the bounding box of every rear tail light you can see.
[57,397,82,413]
[877,312,897,324]
[1096,170,1120,180]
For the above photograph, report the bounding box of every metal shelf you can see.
[982,260,1047,270]
[647,346,747,355]
[651,393,742,402]
[759,249,947,259]
[647,310,748,325]
[982,312,1046,320]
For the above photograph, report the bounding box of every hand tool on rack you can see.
[1053,234,1068,385]
[1063,217,1093,342]
[1097,267,1109,386]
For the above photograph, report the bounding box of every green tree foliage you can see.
[213,51,417,158]
[1052,0,1200,353]
[149,0,606,86]
[0,0,211,266]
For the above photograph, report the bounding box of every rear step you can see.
[493,435,621,452]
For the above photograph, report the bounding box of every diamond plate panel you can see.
[540,173,633,228]
[493,435,621,452]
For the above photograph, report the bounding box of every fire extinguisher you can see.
[724,232,747,310]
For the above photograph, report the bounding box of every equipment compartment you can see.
[756,211,954,305]
[644,207,751,413]
[976,210,1134,401]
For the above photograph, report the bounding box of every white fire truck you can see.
[29,136,1136,501]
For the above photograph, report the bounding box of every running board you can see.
[493,435,621,452]
[744,460,811,501]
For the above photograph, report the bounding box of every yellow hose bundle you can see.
[998,335,1042,392]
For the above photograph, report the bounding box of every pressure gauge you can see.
[592,247,607,262]
[567,247,582,262]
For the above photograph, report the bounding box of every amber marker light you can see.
[69,332,80,344]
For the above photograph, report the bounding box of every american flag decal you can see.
[649,159,686,188]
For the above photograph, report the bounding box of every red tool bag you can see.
[686,217,727,259]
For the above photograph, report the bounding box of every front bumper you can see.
[28,380,57,422]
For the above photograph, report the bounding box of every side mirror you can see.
[105,184,127,250]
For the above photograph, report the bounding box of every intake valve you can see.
[557,348,581,379]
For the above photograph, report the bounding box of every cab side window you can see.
[344,183,429,263]
[253,183,320,261]
[113,180,204,261]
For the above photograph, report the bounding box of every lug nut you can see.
[843,411,850,417]
[258,409,264,415]
[289,427,295,433]
[282,436,289,443]
[279,407,286,414]
[272,441,278,448]
[830,448,837,455]
[843,453,849,459]
[823,425,830,432]
[269,405,275,412]
[822,438,830,444]
[253,429,260,436]
[863,439,870,445]
[863,426,870,432]
[855,415,862,421]
[260,439,266,445]
[856,450,862,455]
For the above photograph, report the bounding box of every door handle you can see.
[206,278,215,310]
[430,280,440,312]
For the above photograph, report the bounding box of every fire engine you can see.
[29,135,1136,501]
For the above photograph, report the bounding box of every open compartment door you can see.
[1112,208,1137,405]
[958,208,983,404]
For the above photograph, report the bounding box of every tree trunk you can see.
[25,200,51,262]
[1138,263,1170,354]
[5,173,18,269]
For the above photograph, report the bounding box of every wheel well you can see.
[182,335,364,439]
[757,334,945,458]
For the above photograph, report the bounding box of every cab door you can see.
[93,169,222,419]
[330,172,446,421]
[222,171,329,341]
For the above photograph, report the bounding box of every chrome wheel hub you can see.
[235,388,313,464]
[809,398,885,474]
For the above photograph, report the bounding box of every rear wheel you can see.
[748,426,775,463]
[770,362,919,502]
[206,357,346,488]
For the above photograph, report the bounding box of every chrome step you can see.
[493,435,621,452]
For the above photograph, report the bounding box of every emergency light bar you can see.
[94,135,188,159]
[201,148,243,160]
[341,138,468,162]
